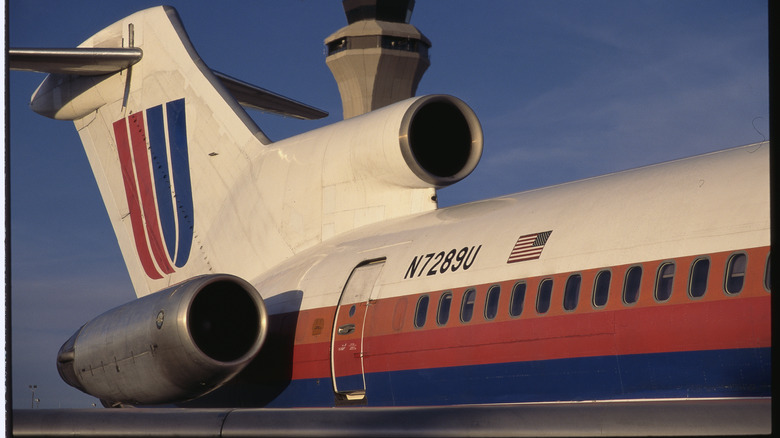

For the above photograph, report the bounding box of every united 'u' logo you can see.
[112,98,194,279]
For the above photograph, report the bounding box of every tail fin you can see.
[19,6,484,298]
[23,6,316,296]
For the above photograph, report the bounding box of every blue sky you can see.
[8,1,768,408]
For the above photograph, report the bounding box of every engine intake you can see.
[188,279,261,362]
[56,274,267,406]
[400,95,483,187]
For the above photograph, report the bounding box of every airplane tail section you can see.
[17,6,483,298]
[22,6,319,296]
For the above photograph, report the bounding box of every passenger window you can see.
[509,282,526,317]
[765,253,771,292]
[563,274,581,311]
[460,288,476,323]
[437,291,453,326]
[592,270,611,308]
[414,295,429,328]
[724,253,747,294]
[655,262,675,302]
[536,279,553,314]
[623,266,642,304]
[688,257,709,298]
[484,285,501,320]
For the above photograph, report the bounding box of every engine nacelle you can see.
[56,274,268,406]
[289,94,484,191]
[393,94,484,188]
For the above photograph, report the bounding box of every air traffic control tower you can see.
[325,0,430,119]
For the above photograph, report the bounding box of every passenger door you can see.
[331,260,384,402]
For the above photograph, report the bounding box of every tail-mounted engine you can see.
[56,274,268,406]
[396,95,484,188]
[310,94,484,190]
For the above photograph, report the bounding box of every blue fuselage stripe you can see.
[259,347,771,408]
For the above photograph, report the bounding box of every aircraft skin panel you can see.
[255,347,769,408]
[252,143,768,314]
[187,242,769,408]
[283,287,769,382]
[176,142,770,408]
[201,350,770,408]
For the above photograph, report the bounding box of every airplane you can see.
[10,4,770,436]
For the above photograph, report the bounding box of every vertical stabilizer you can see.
[29,6,279,296]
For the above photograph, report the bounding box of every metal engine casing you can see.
[56,274,268,406]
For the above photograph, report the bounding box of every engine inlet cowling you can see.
[399,95,483,187]
[56,274,268,406]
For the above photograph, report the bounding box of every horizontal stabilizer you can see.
[213,71,328,120]
[9,48,143,75]
[10,48,327,120]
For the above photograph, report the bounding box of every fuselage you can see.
[185,142,770,407]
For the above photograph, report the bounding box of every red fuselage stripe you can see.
[287,294,769,380]
[285,247,771,381]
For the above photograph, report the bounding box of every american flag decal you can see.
[507,231,552,263]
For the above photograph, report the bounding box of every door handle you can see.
[338,323,356,335]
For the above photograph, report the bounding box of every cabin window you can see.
[724,253,747,294]
[688,257,710,298]
[655,262,675,302]
[765,253,771,292]
[484,285,501,320]
[563,274,581,311]
[509,282,526,317]
[592,270,611,308]
[623,266,642,305]
[437,291,453,326]
[460,288,477,323]
[414,295,429,328]
[536,279,553,314]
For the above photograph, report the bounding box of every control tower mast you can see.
[325,0,430,119]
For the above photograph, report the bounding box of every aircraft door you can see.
[331,260,384,402]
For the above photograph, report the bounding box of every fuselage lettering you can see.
[404,245,482,279]
[463,245,481,270]
[405,255,422,278]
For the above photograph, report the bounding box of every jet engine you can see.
[312,94,485,190]
[56,274,268,406]
[393,94,484,188]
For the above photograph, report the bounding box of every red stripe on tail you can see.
[127,113,175,275]
[113,118,163,279]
